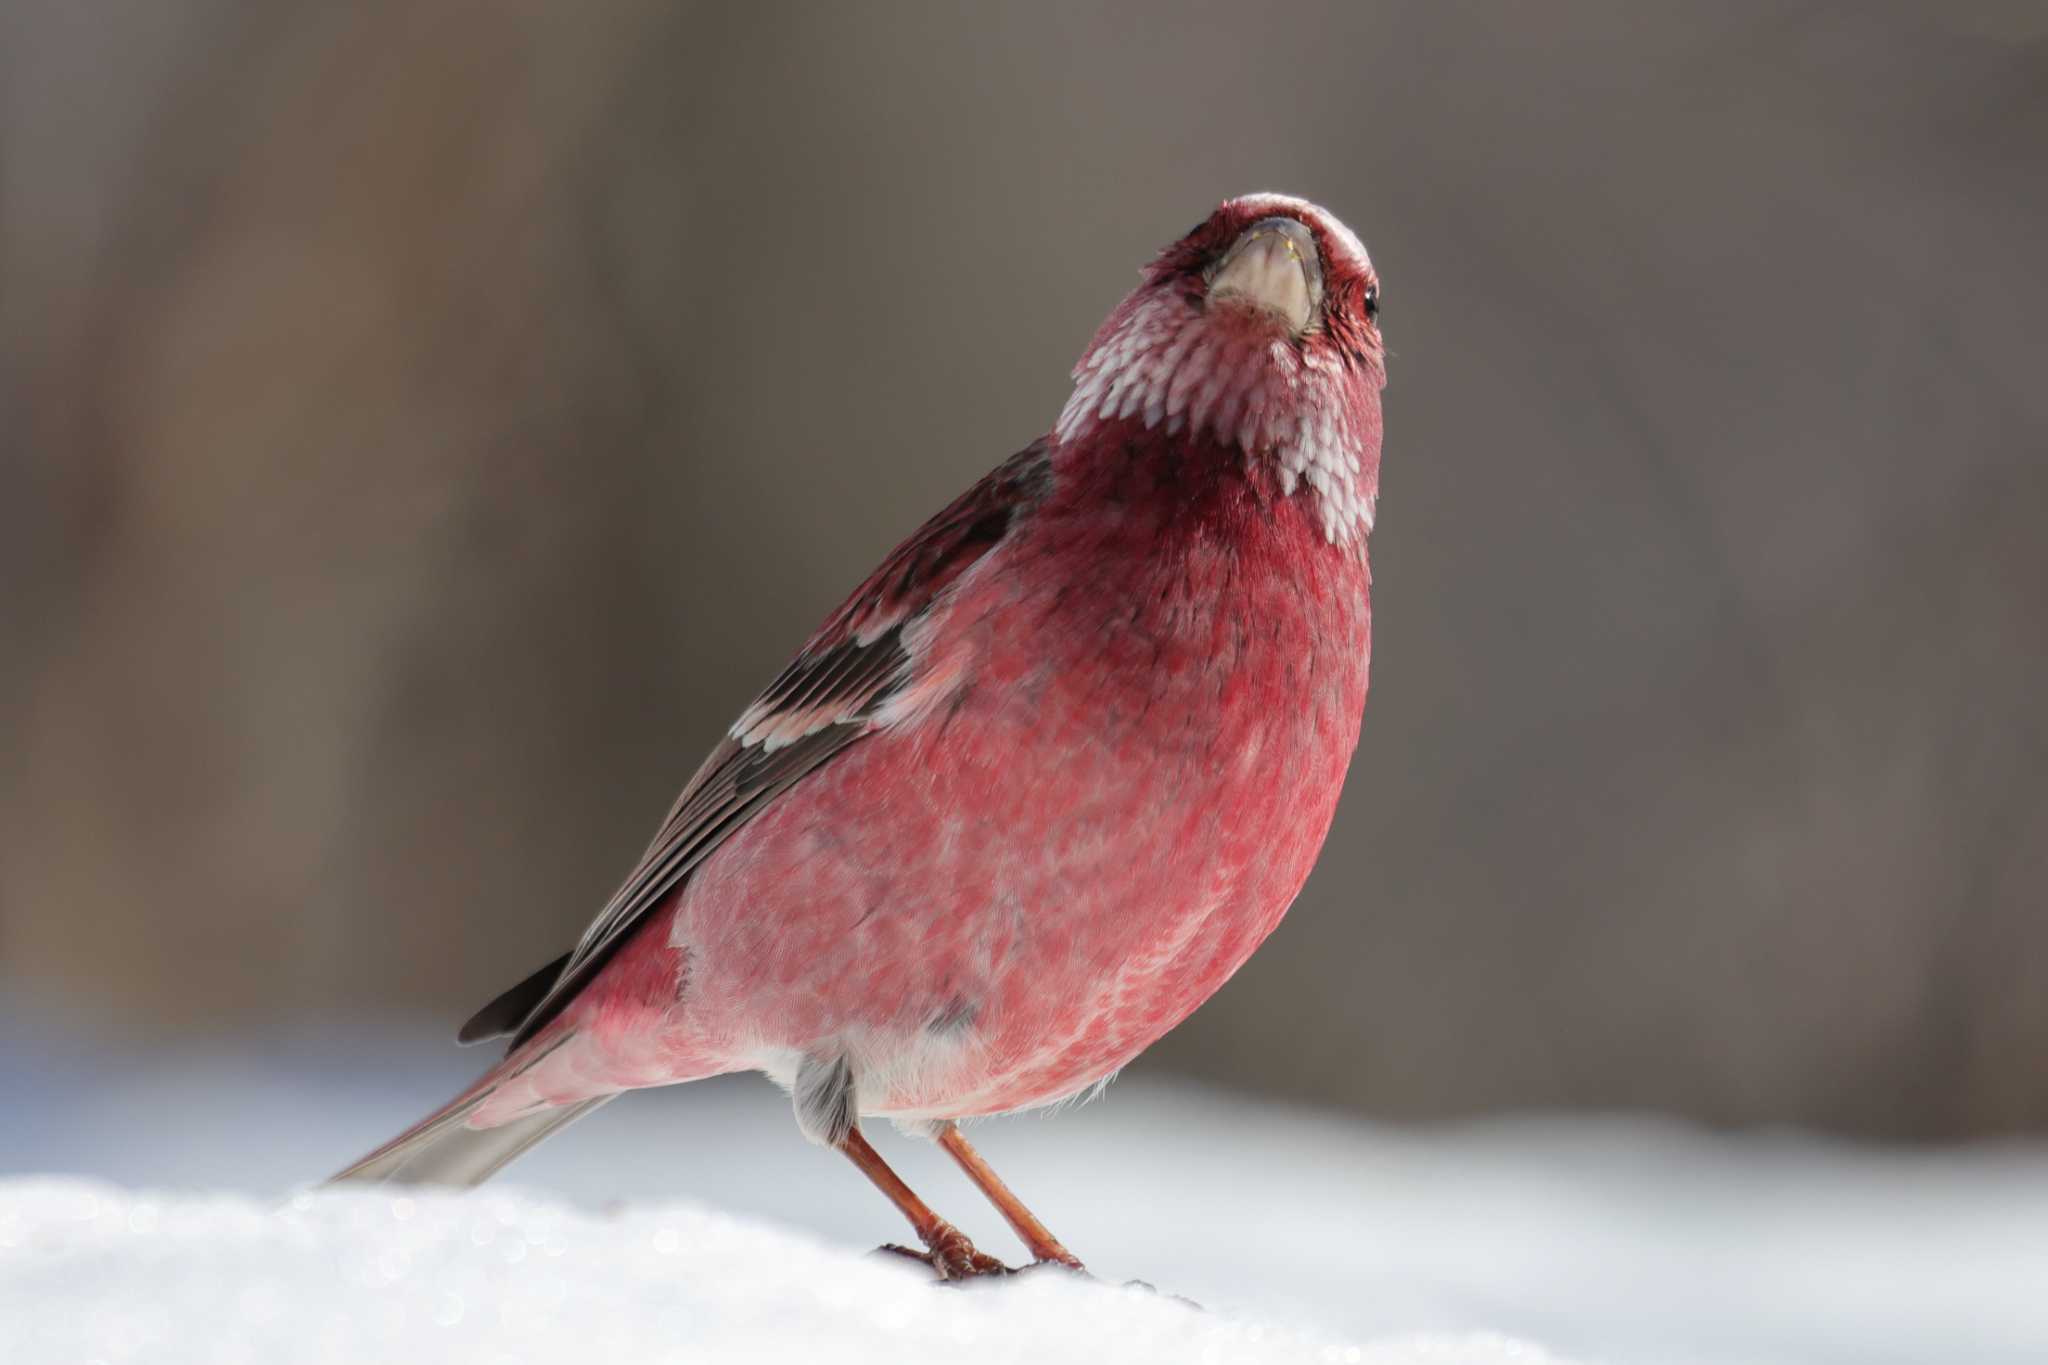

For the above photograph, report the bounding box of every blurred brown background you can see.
[3,1,2044,1140]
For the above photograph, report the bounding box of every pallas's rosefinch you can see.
[335,194,1387,1278]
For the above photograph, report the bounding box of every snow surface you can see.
[0,1179,1560,1365]
[4,1020,2048,1364]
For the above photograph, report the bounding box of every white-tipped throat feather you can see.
[1055,250,1377,544]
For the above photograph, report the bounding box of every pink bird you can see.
[335,193,1387,1279]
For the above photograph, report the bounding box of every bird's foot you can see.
[873,1220,1015,1281]
[1025,1248,1089,1275]
[874,1236,1092,1284]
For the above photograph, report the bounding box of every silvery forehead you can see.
[1229,192,1375,278]
[1057,193,1385,543]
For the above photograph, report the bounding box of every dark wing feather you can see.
[456,951,571,1044]
[461,442,1054,1049]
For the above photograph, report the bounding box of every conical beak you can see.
[1207,217,1323,333]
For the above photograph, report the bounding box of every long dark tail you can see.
[328,1031,611,1187]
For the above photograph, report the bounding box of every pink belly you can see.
[559,483,1371,1119]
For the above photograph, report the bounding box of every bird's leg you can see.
[837,1125,1013,1280]
[935,1122,1085,1271]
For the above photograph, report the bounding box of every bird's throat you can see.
[1057,298,1377,545]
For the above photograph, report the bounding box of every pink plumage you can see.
[336,193,1387,1277]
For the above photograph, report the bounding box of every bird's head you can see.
[1056,194,1385,544]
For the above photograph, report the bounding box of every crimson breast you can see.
[593,431,1373,1118]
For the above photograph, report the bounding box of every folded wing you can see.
[460,442,1054,1048]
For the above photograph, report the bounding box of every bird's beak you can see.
[1207,217,1323,334]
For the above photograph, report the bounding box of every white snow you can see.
[4,1021,2048,1364]
[0,1178,1558,1365]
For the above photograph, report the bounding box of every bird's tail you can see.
[328,1031,612,1187]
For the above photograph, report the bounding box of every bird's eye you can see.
[1363,284,1380,323]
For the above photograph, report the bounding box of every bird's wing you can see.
[461,441,1055,1048]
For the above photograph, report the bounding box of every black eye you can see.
[1363,284,1380,322]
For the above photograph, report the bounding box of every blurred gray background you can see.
[3,1,2043,1141]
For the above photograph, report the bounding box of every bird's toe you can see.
[871,1223,1016,1282]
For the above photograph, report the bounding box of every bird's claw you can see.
[1031,1249,1089,1275]
[874,1227,1014,1281]
[873,1232,1093,1284]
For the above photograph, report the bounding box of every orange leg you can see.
[936,1122,1084,1270]
[838,1126,1012,1279]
